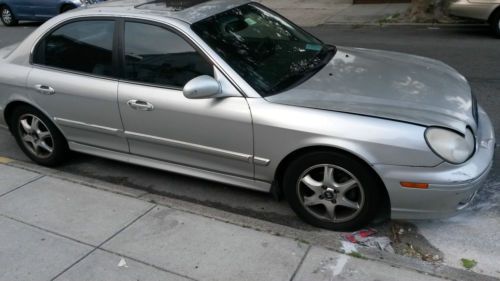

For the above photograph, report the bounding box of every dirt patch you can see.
[376,220,444,262]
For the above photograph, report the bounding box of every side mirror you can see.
[183,75,221,99]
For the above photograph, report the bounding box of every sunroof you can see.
[136,0,211,11]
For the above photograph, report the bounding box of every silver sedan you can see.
[0,0,495,230]
[449,0,500,37]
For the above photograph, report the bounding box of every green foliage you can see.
[347,251,366,259]
[461,258,477,270]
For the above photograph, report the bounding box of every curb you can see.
[320,22,489,27]
[3,158,499,281]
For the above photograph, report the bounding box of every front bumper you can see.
[449,0,498,21]
[374,106,496,220]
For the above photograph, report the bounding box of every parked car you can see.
[0,0,103,26]
[0,0,495,230]
[449,0,500,37]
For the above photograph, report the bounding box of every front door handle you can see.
[34,84,55,95]
[127,100,154,111]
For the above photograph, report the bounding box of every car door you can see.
[7,0,35,19]
[118,21,254,178]
[32,0,60,19]
[28,19,129,152]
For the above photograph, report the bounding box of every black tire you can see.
[490,10,500,37]
[60,4,76,13]
[1,5,18,26]
[283,151,381,231]
[9,105,69,166]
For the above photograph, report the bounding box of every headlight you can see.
[425,127,475,164]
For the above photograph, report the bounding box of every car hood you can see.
[266,47,476,134]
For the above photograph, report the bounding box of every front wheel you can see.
[1,6,18,26]
[283,151,381,231]
[10,106,69,166]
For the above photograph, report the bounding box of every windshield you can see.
[191,3,336,97]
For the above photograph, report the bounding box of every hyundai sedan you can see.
[0,0,495,230]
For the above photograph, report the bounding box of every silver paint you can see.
[53,117,122,135]
[18,114,54,158]
[0,0,495,220]
[449,0,500,21]
[267,48,475,134]
[298,164,364,223]
[183,75,222,100]
[124,131,254,163]
[69,141,271,192]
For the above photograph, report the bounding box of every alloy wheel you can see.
[1,8,12,25]
[18,114,54,159]
[296,164,365,223]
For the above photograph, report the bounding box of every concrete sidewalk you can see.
[258,0,411,26]
[0,161,449,281]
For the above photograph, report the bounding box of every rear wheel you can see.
[60,4,76,13]
[283,151,381,231]
[10,106,69,166]
[1,6,18,26]
[490,10,500,37]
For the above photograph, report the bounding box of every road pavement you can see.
[1,23,499,277]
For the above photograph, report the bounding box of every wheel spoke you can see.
[298,164,365,223]
[38,141,53,153]
[37,130,51,140]
[338,196,360,210]
[33,141,41,154]
[324,203,336,221]
[20,119,32,133]
[22,134,34,144]
[301,175,323,194]
[323,166,334,186]
[31,118,40,132]
[2,9,11,24]
[303,194,322,207]
[336,179,358,195]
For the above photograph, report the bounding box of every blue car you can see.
[0,0,103,26]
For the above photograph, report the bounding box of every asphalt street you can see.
[1,23,499,277]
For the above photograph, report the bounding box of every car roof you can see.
[84,0,252,24]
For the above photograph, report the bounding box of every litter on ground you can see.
[344,228,395,253]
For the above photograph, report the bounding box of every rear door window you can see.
[33,20,115,77]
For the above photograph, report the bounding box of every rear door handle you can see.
[34,84,55,95]
[127,100,154,111]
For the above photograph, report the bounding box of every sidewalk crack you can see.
[289,244,312,281]
[0,175,45,198]
[50,204,157,281]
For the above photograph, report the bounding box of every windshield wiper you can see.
[312,44,336,68]
[266,44,336,95]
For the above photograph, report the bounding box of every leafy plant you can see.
[461,258,477,270]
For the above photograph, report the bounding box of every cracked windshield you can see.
[192,3,335,96]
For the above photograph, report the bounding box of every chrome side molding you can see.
[253,157,271,167]
[124,131,253,163]
[54,117,122,135]
[69,141,272,193]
